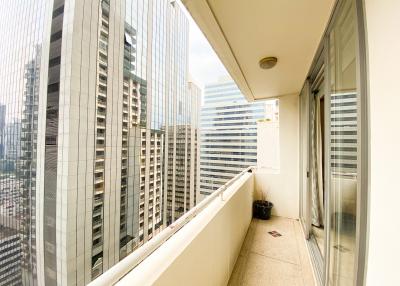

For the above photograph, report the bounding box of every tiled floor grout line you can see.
[229,219,257,286]
[292,220,308,286]
[291,220,304,264]
[293,219,316,286]
[237,219,258,285]
[248,249,301,267]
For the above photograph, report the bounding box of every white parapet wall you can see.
[117,172,255,286]
[255,93,299,219]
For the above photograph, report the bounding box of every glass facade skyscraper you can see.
[0,0,199,285]
[199,79,270,199]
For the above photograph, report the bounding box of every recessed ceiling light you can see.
[259,57,278,69]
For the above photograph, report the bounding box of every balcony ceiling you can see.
[182,0,335,101]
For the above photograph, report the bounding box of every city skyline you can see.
[0,1,394,286]
[0,0,200,285]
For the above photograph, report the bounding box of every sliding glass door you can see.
[327,0,359,284]
[299,0,367,285]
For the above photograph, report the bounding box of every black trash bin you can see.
[253,200,273,220]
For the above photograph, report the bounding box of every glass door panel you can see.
[328,0,358,284]
[310,72,326,259]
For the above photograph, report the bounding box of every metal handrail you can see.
[88,166,254,286]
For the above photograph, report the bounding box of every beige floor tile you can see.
[228,220,257,286]
[241,253,303,286]
[251,219,300,265]
[240,220,258,256]
[256,217,296,235]
[229,217,317,286]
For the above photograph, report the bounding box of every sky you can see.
[185,11,229,88]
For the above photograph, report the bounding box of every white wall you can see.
[364,1,400,285]
[257,121,280,172]
[117,172,254,286]
[255,94,299,219]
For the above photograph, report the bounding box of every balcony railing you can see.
[89,167,254,286]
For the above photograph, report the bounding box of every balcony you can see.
[98,66,108,77]
[92,243,103,257]
[93,206,103,217]
[93,228,102,240]
[93,196,103,206]
[97,98,107,108]
[94,176,104,184]
[98,76,107,87]
[94,185,104,195]
[89,163,313,286]
[97,108,106,118]
[93,218,103,229]
[95,162,105,172]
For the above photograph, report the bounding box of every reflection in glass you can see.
[328,0,358,284]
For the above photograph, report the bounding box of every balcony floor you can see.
[228,216,315,286]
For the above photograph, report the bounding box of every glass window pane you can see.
[328,0,358,284]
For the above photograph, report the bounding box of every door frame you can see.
[299,81,310,239]
[308,50,331,285]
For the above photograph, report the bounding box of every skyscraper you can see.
[0,105,5,160]
[199,79,270,199]
[0,226,22,285]
[0,0,198,285]
[165,79,201,224]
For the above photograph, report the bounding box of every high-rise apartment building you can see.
[199,79,271,199]
[0,226,22,286]
[0,0,199,285]
[0,105,5,160]
[165,79,201,224]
